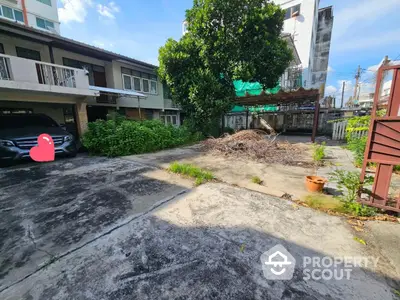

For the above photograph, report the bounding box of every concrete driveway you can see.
[0,156,399,299]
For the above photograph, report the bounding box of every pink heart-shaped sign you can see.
[29,134,55,162]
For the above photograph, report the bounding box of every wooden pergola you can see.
[234,88,321,142]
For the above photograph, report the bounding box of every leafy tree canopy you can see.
[158,0,293,134]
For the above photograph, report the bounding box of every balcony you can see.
[164,98,180,110]
[0,54,98,97]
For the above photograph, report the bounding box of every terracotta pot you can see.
[305,176,327,193]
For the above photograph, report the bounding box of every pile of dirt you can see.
[202,130,302,165]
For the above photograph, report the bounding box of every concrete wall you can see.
[0,32,51,62]
[52,48,108,68]
[225,110,334,134]
[0,100,65,123]
[273,0,319,88]
[25,0,59,24]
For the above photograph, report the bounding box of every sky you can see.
[57,0,400,105]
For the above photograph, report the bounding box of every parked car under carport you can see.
[0,114,78,163]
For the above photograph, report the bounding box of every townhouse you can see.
[0,18,179,138]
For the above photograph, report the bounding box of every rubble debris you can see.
[202,130,303,165]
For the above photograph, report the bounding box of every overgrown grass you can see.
[303,194,376,217]
[312,142,326,162]
[169,162,214,185]
[303,194,342,211]
[251,176,263,185]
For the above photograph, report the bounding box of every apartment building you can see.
[0,18,179,138]
[0,0,60,34]
[273,0,333,94]
[311,6,333,94]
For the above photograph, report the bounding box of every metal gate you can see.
[359,64,400,212]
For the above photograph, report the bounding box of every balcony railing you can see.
[0,54,93,95]
[164,98,180,109]
[36,63,76,88]
[0,56,11,80]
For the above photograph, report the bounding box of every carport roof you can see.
[89,86,147,98]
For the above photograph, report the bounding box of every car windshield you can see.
[0,115,58,129]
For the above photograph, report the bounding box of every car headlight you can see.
[0,139,15,147]
[64,135,74,142]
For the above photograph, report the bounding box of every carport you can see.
[0,90,97,138]
[233,88,321,142]
[87,86,147,121]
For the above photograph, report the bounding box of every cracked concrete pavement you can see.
[0,156,399,299]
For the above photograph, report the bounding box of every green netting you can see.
[232,80,280,112]
[233,80,280,97]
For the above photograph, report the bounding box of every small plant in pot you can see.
[305,142,327,192]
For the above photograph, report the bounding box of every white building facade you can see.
[273,0,333,94]
[0,0,60,34]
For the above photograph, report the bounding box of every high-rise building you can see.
[273,0,333,94]
[311,6,333,95]
[0,0,60,34]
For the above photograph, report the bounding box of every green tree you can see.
[158,0,293,134]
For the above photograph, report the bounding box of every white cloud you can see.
[92,40,116,50]
[338,80,353,92]
[97,2,120,19]
[327,66,334,73]
[58,0,93,24]
[333,0,399,40]
[367,64,380,72]
[325,85,337,95]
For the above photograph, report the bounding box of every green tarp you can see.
[233,80,280,97]
[232,80,280,112]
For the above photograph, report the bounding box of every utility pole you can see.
[353,65,361,101]
[341,81,346,108]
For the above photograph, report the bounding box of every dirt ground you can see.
[125,136,400,202]
[125,142,314,200]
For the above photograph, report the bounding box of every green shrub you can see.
[169,162,214,185]
[82,119,202,157]
[347,136,368,167]
[330,169,376,216]
[312,142,326,162]
[337,201,377,217]
[251,176,263,185]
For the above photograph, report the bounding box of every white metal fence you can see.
[36,63,76,88]
[332,120,368,140]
